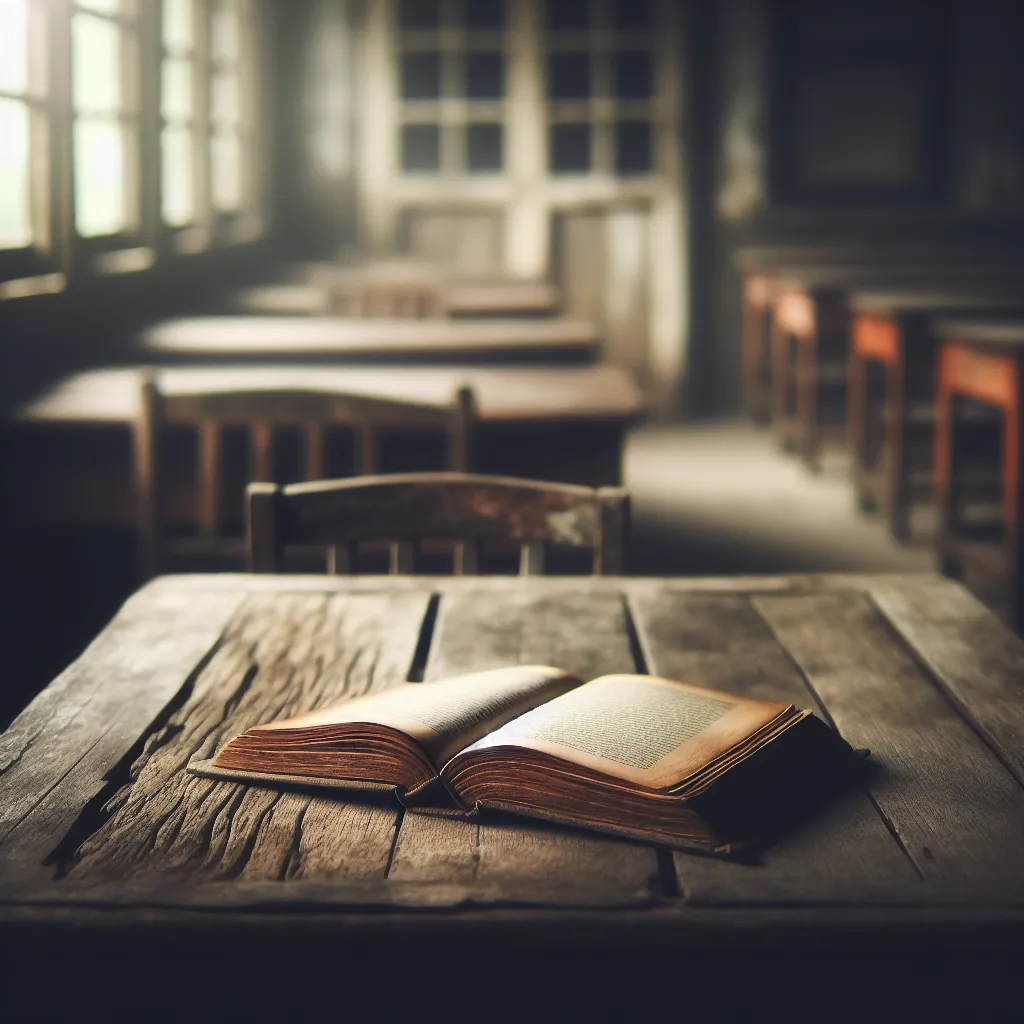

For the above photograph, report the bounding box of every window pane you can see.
[78,0,121,12]
[163,0,193,51]
[465,0,505,30]
[211,1,239,63]
[162,125,193,225]
[547,0,590,30]
[548,52,590,99]
[616,120,652,175]
[75,117,126,236]
[466,123,502,172]
[399,0,441,30]
[0,0,28,94]
[549,122,590,173]
[615,51,653,100]
[401,123,440,172]
[212,131,242,211]
[466,52,504,99]
[211,69,239,126]
[614,0,651,30]
[73,13,121,113]
[162,58,192,120]
[400,51,441,100]
[0,97,30,248]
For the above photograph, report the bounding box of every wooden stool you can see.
[935,321,1024,631]
[771,286,848,471]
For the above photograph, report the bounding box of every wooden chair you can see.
[246,472,629,576]
[134,373,475,578]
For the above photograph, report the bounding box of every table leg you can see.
[885,341,910,543]
[848,347,870,511]
[935,347,959,578]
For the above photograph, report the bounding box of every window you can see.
[546,0,656,176]
[0,0,47,251]
[162,0,196,227]
[73,0,139,238]
[397,0,507,176]
[210,0,245,213]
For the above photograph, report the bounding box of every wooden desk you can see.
[934,320,1024,631]
[6,365,647,527]
[769,285,848,469]
[734,243,1024,433]
[139,316,598,364]
[848,291,1024,541]
[232,281,562,319]
[3,572,1024,1014]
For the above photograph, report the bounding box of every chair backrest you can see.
[134,374,475,578]
[325,265,447,318]
[247,472,629,576]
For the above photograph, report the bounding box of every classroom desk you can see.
[734,244,1024,435]
[933,320,1024,631]
[2,572,1024,1015]
[5,364,647,527]
[138,316,599,364]
[232,280,561,319]
[848,291,1024,541]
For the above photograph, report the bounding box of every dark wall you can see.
[693,0,1024,417]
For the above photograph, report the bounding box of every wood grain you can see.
[4,572,1024,927]
[754,592,1024,901]
[62,590,430,886]
[0,584,245,881]
[389,587,663,903]
[628,590,921,906]
[870,575,1024,787]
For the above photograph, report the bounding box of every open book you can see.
[189,666,862,856]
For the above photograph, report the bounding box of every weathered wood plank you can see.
[869,575,1024,787]
[389,587,662,903]
[754,592,1024,902]
[629,590,921,906]
[0,584,246,877]
[59,590,430,886]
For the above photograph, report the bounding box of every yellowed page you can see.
[457,674,791,790]
[253,665,582,765]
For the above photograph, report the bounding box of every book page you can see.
[253,665,582,765]
[458,674,791,789]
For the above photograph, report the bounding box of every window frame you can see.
[69,0,147,254]
[0,0,59,282]
[544,0,661,179]
[395,0,509,178]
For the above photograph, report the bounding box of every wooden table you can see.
[934,320,1024,631]
[233,280,562,319]
[3,572,1024,1015]
[139,315,595,364]
[734,243,1024,437]
[5,364,647,527]
[848,291,1024,541]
